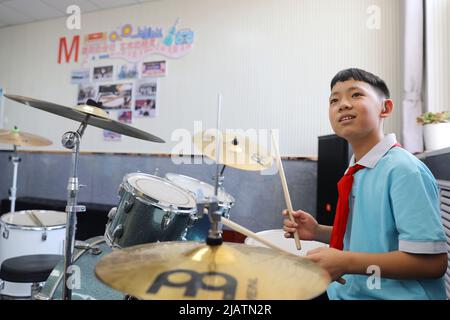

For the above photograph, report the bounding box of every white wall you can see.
[0,0,403,156]
[425,0,450,113]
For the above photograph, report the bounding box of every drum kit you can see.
[0,94,330,300]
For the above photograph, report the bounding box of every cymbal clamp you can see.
[61,131,79,150]
[206,200,223,246]
[62,122,87,150]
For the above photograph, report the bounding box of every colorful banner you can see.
[81,20,194,65]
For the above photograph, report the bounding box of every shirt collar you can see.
[348,133,398,169]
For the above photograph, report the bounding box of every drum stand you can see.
[207,94,226,245]
[8,145,20,213]
[61,122,88,300]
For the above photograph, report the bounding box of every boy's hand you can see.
[305,247,349,283]
[282,209,319,241]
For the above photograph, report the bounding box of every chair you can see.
[0,254,62,299]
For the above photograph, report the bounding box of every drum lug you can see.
[107,207,118,220]
[2,228,9,239]
[75,241,102,255]
[188,214,198,228]
[118,184,125,197]
[124,199,134,213]
[41,230,48,241]
[113,224,124,239]
[66,205,86,213]
[90,246,102,255]
[161,207,175,230]
[75,240,91,250]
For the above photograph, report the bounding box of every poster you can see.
[117,63,138,80]
[77,84,97,105]
[141,61,166,78]
[103,130,121,141]
[135,80,157,118]
[118,110,132,123]
[103,111,122,141]
[98,83,133,110]
[71,69,90,84]
[93,65,114,82]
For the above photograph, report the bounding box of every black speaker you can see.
[316,134,352,226]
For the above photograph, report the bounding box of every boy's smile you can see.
[338,114,357,123]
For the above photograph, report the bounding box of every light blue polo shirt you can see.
[327,134,447,300]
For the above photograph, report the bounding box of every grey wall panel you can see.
[0,152,317,232]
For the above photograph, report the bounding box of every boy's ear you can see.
[380,99,394,118]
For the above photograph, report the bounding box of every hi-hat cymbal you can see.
[95,241,330,300]
[193,131,273,171]
[4,95,165,143]
[0,127,52,147]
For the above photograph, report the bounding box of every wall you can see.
[0,0,404,157]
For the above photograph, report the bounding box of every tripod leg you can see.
[9,156,20,213]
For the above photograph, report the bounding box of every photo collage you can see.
[72,61,165,140]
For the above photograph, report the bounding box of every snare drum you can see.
[0,210,66,298]
[165,173,235,241]
[36,236,123,300]
[244,229,328,256]
[105,173,197,248]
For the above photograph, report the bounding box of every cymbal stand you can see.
[8,145,21,213]
[61,121,88,300]
[207,94,224,246]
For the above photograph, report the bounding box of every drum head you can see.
[1,210,66,228]
[125,173,196,210]
[165,173,234,205]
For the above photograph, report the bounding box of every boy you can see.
[283,68,448,299]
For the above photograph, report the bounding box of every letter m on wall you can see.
[58,35,80,64]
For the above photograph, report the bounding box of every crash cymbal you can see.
[4,95,165,143]
[95,241,330,300]
[0,127,52,147]
[193,131,273,171]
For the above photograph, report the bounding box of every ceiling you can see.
[0,0,161,29]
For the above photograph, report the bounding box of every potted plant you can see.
[417,111,450,151]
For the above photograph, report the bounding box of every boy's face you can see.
[329,79,388,142]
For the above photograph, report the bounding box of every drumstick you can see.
[270,130,301,250]
[221,217,293,255]
[222,216,346,285]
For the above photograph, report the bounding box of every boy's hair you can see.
[330,68,390,99]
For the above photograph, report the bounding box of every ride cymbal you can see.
[4,95,165,143]
[0,127,52,147]
[193,131,273,171]
[95,241,330,300]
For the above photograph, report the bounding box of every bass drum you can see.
[35,236,123,300]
